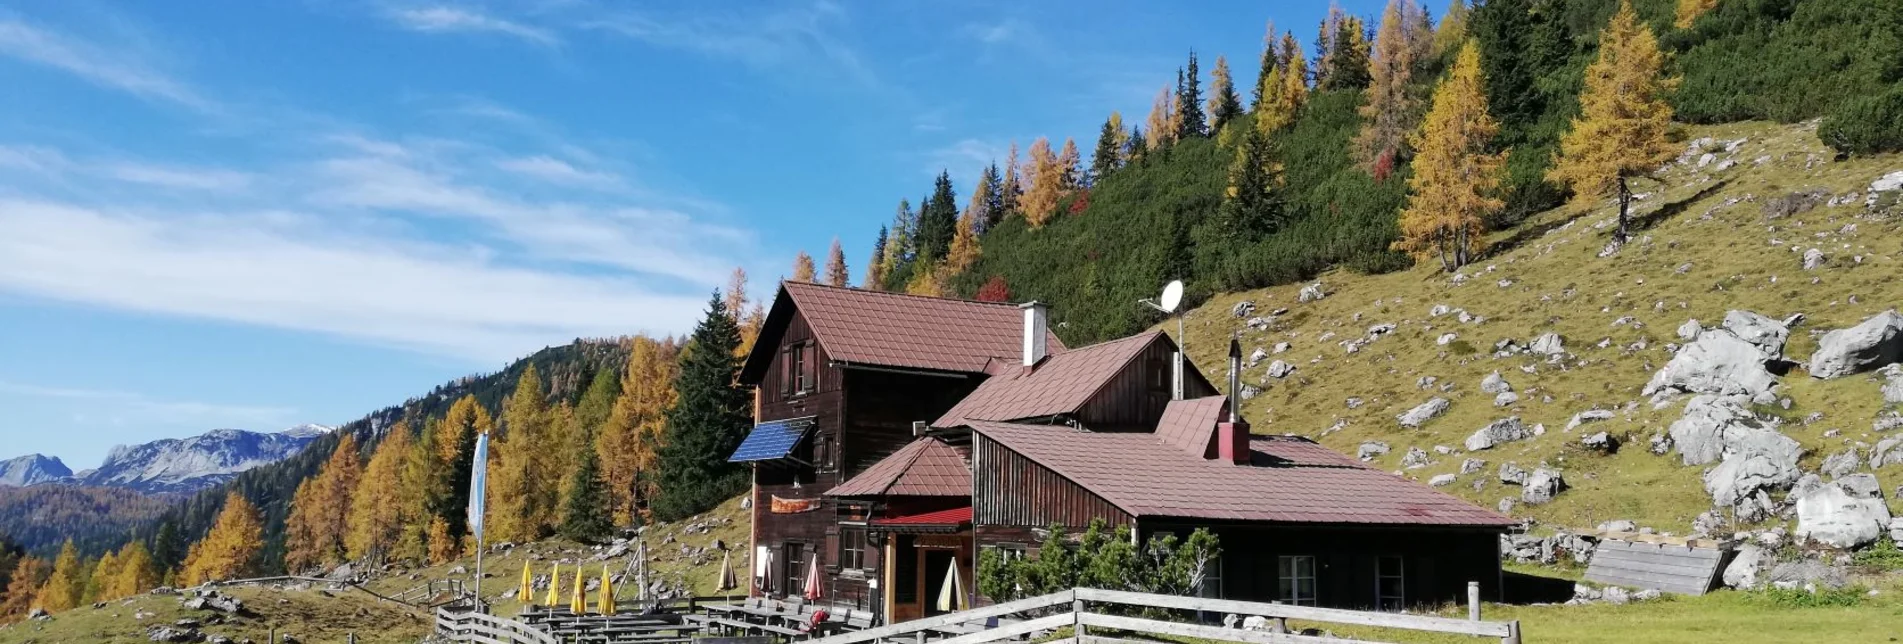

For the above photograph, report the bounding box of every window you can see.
[838,527,867,571]
[779,542,810,597]
[1198,553,1223,599]
[1145,356,1168,392]
[1277,555,1317,606]
[802,343,817,392]
[1376,556,1405,611]
[790,343,809,394]
[814,433,836,472]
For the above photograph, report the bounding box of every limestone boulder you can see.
[1809,309,1903,379]
[1721,310,1790,359]
[1795,473,1892,549]
[1643,329,1780,398]
[1396,397,1450,428]
[1722,544,1764,590]
[1522,468,1567,505]
[1465,417,1531,451]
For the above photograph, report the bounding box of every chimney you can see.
[1218,338,1250,464]
[1020,301,1049,366]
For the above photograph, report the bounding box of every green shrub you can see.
[1821,84,1903,155]
[1851,539,1903,571]
[1447,340,1479,356]
[1670,0,1903,124]
[1753,585,1867,608]
[979,520,1220,602]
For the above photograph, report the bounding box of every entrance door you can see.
[922,550,955,616]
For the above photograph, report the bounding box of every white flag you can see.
[466,432,489,542]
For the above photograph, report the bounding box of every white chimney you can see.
[1020,301,1049,366]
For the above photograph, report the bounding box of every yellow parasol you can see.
[544,563,562,607]
[570,569,587,614]
[598,564,615,615]
[518,561,534,609]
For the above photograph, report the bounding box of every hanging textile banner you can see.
[770,495,821,514]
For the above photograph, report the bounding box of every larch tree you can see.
[597,335,679,524]
[1089,112,1127,185]
[1406,0,1434,67]
[1252,21,1278,110]
[1434,0,1472,59]
[1056,138,1081,190]
[1207,56,1243,134]
[1395,41,1504,271]
[725,269,763,355]
[1315,4,1345,83]
[823,238,849,287]
[489,365,552,543]
[35,541,81,612]
[433,396,493,551]
[1144,86,1177,152]
[1256,32,1310,135]
[791,251,817,283]
[1675,0,1719,29]
[1320,15,1372,91]
[107,542,159,600]
[876,200,915,291]
[396,418,440,563]
[284,433,363,572]
[1020,137,1062,227]
[1355,0,1422,172]
[652,293,751,521]
[967,165,998,233]
[1547,0,1677,245]
[1176,51,1206,139]
[863,226,888,289]
[570,368,617,484]
[347,420,415,563]
[0,557,47,621]
[180,492,265,585]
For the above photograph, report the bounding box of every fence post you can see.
[1503,619,1521,644]
[1467,581,1480,621]
[1072,591,1086,641]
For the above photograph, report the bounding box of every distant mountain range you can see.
[0,424,333,494]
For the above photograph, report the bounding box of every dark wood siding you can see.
[752,307,846,602]
[1075,337,1220,431]
[1138,522,1502,610]
[972,433,1131,532]
[841,370,980,477]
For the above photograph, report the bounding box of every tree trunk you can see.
[1615,176,1631,244]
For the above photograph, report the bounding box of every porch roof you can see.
[826,436,971,498]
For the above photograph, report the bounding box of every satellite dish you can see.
[1158,280,1184,313]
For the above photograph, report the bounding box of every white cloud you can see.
[387,6,560,46]
[584,1,875,86]
[0,198,711,362]
[105,163,254,191]
[0,380,298,430]
[0,18,214,110]
[926,138,1009,186]
[495,155,622,190]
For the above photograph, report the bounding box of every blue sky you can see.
[0,0,1397,467]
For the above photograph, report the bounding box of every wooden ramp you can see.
[1584,533,1728,595]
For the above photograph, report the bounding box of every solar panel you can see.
[728,416,817,463]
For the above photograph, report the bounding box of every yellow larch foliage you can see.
[180,492,265,586]
[1020,137,1062,227]
[1,556,49,621]
[1675,0,1719,29]
[823,238,849,287]
[1396,41,1504,270]
[1256,33,1309,135]
[490,364,555,543]
[791,251,817,283]
[597,335,679,524]
[1104,112,1129,165]
[284,433,362,572]
[1356,0,1421,169]
[35,540,82,612]
[426,516,457,565]
[1435,0,1471,58]
[108,542,160,600]
[903,267,945,297]
[346,420,415,563]
[85,548,118,604]
[1143,86,1176,151]
[726,268,763,357]
[1548,0,1678,203]
[393,419,439,563]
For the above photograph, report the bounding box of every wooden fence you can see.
[808,588,1522,644]
[437,607,561,644]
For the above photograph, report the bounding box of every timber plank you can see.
[1075,588,1513,638]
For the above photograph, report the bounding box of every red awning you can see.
[870,507,972,533]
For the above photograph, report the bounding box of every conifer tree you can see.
[1252,21,1278,110]
[433,396,492,551]
[0,557,47,621]
[1207,56,1242,134]
[1434,0,1471,59]
[915,171,959,264]
[791,251,817,283]
[347,421,414,563]
[863,226,888,289]
[823,238,849,287]
[1675,0,1719,29]
[1056,138,1081,190]
[1021,137,1062,226]
[1222,126,1284,237]
[560,427,614,543]
[35,541,81,612]
[652,294,751,521]
[1255,32,1309,135]
[426,517,456,565]
[108,542,159,600]
[597,335,678,524]
[1406,0,1434,66]
[1547,0,1677,244]
[1315,4,1345,82]
[1089,113,1126,185]
[180,492,264,585]
[722,268,749,322]
[967,165,998,232]
[1356,0,1422,171]
[1176,52,1207,139]
[489,366,552,543]
[1321,15,1372,91]
[980,163,1007,231]
[1144,86,1177,152]
[150,520,184,582]
[877,200,916,291]
[1395,41,1503,270]
[1000,144,1021,216]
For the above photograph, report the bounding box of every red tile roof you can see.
[933,331,1165,427]
[825,436,971,498]
[1154,395,1230,458]
[966,421,1515,528]
[871,506,973,527]
[775,281,1066,375]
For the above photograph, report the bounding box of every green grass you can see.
[0,586,429,644]
[1179,120,1903,532]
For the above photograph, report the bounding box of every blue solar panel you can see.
[728,417,817,463]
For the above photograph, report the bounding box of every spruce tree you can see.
[150,520,184,579]
[1176,52,1206,139]
[652,293,751,521]
[1252,21,1277,110]
[560,429,614,542]
[1090,113,1126,185]
[864,226,887,288]
[981,163,1007,230]
[433,396,491,546]
[916,172,959,263]
[1320,15,1372,91]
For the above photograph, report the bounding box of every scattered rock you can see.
[1581,432,1619,453]
[1436,333,1458,346]
[1357,441,1390,461]
[1767,560,1849,590]
[1265,360,1294,379]
[148,626,202,643]
[1494,391,1520,406]
[1460,458,1486,475]
[1298,282,1327,303]
[1795,473,1892,549]
[1567,409,1615,431]
[1723,544,1764,590]
[1401,447,1431,469]
[1722,310,1791,359]
[1465,417,1532,451]
[1598,519,1638,533]
[1429,474,1456,487]
[1871,438,1903,469]
[1499,462,1529,486]
[1808,309,1903,379]
[1231,301,1256,318]
[1643,327,1781,398]
[1430,304,1452,317]
[1529,333,1566,356]
[1803,248,1828,270]
[1346,397,1364,409]
[1481,371,1513,394]
[1396,397,1449,428]
[1521,468,1567,504]
[1821,449,1862,479]
[1272,342,1291,354]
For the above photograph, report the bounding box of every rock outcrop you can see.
[1643,316,1784,399]
[1396,397,1449,428]
[1794,473,1892,549]
[1809,310,1903,379]
[1465,417,1533,451]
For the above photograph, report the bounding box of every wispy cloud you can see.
[386,6,560,46]
[105,163,254,191]
[926,138,1008,186]
[0,17,214,111]
[0,380,298,430]
[495,155,621,190]
[584,1,876,87]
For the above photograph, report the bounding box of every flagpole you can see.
[467,432,491,611]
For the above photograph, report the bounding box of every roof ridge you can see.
[781,279,1029,308]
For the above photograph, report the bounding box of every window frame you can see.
[780,541,809,597]
[1375,555,1405,611]
[1277,555,1317,606]
[838,525,867,572]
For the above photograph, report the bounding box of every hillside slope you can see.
[1180,119,1903,533]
